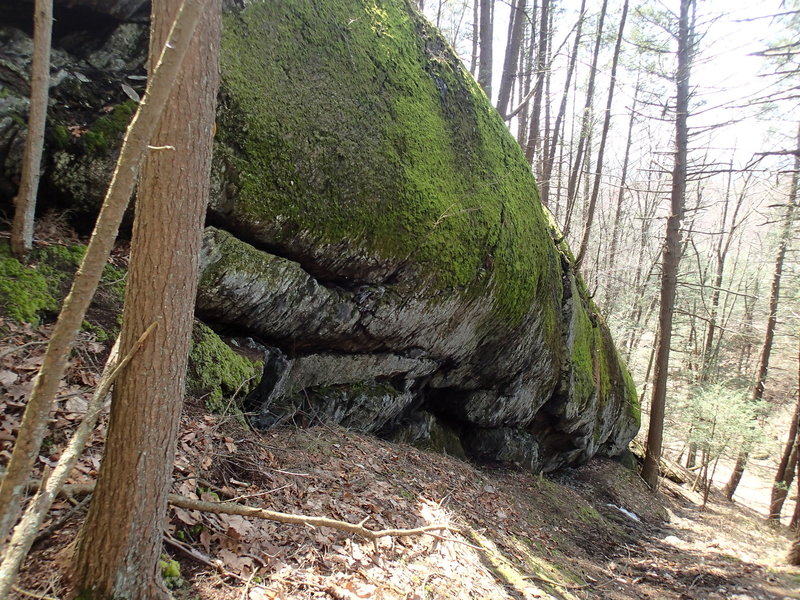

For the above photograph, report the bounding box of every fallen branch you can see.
[0,323,158,598]
[522,573,591,590]
[32,481,458,551]
[167,494,458,550]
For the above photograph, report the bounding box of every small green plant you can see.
[159,555,184,589]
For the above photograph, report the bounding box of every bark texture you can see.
[10,0,52,259]
[69,0,220,597]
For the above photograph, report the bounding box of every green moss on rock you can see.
[0,242,59,323]
[0,240,126,337]
[83,100,137,155]
[187,321,263,415]
[218,0,561,325]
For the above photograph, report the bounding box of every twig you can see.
[11,585,59,600]
[33,493,92,545]
[38,482,458,548]
[0,341,48,360]
[163,533,248,585]
[521,573,590,589]
[166,495,458,547]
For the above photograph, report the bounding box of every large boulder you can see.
[199,0,640,470]
[0,0,640,472]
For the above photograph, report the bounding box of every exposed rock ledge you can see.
[0,0,640,472]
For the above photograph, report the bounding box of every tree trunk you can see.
[562,0,607,239]
[574,0,628,268]
[788,398,800,564]
[523,0,549,164]
[470,0,479,76]
[0,0,209,553]
[477,0,493,97]
[10,0,53,259]
[724,122,800,500]
[496,0,526,117]
[540,0,584,208]
[68,0,220,597]
[641,0,692,490]
[604,74,639,314]
[773,335,800,521]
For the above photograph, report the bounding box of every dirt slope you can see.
[6,385,798,600]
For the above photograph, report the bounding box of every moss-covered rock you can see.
[214,0,561,326]
[186,321,263,415]
[0,240,125,333]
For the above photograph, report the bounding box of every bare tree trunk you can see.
[477,0,493,97]
[68,1,221,597]
[771,335,800,521]
[524,0,549,164]
[562,0,607,239]
[0,0,211,553]
[10,0,53,259]
[789,390,800,564]
[574,0,628,268]
[497,0,527,117]
[724,123,799,500]
[470,0,479,76]
[642,0,692,490]
[540,0,584,208]
[605,74,640,313]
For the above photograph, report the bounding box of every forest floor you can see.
[1,318,799,600]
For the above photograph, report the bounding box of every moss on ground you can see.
[187,321,263,416]
[219,0,561,327]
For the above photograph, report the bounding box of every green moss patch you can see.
[0,240,126,338]
[218,0,561,326]
[187,321,263,415]
[82,100,137,155]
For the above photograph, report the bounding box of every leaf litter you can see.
[1,322,798,600]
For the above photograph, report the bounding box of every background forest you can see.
[420,0,800,518]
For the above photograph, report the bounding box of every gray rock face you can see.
[0,0,641,473]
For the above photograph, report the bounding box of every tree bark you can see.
[10,0,53,259]
[770,384,799,520]
[470,0,479,76]
[0,0,211,554]
[68,0,221,597]
[642,0,692,490]
[523,0,549,164]
[574,0,628,268]
[477,0,493,97]
[724,123,799,500]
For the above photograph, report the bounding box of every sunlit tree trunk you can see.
[642,0,692,490]
[477,0,493,97]
[68,0,221,597]
[10,0,53,259]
